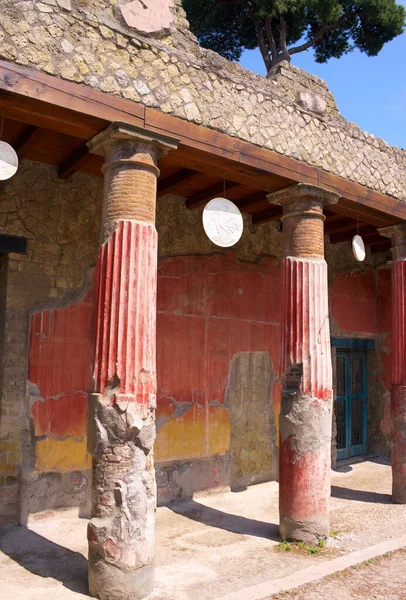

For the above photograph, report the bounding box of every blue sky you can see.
[239,3,406,149]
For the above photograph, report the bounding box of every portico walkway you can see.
[1,458,405,600]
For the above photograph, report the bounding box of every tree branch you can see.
[279,16,289,58]
[250,11,272,72]
[265,17,278,65]
[288,15,348,56]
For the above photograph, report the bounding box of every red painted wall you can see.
[330,269,377,334]
[155,252,282,461]
[28,292,93,472]
[330,267,392,443]
[377,268,392,391]
[330,267,392,386]
[27,258,392,476]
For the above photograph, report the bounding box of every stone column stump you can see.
[380,223,406,504]
[86,123,177,600]
[268,184,339,544]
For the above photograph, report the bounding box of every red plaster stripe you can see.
[392,260,406,385]
[281,257,332,400]
[93,220,158,404]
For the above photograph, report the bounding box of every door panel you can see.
[335,353,348,460]
[335,351,367,460]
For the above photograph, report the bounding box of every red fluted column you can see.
[380,223,406,504]
[86,123,178,600]
[269,184,339,543]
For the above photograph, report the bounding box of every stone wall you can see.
[0,0,405,202]
[0,157,394,523]
[0,158,285,521]
[155,252,282,503]
[227,352,277,490]
[0,160,101,524]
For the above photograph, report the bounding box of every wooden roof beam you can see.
[325,217,357,235]
[252,206,282,225]
[328,225,376,244]
[362,233,389,245]
[186,181,241,209]
[236,192,267,211]
[58,142,89,179]
[328,203,396,227]
[1,59,405,223]
[157,168,199,197]
[371,240,391,254]
[13,125,46,159]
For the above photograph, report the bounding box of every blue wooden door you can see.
[335,351,367,460]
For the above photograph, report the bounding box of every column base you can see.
[89,558,155,600]
[392,385,406,505]
[280,515,329,545]
[279,391,332,544]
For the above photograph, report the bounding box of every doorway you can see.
[335,350,368,460]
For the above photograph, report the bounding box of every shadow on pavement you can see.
[0,525,89,595]
[331,485,392,504]
[167,498,279,541]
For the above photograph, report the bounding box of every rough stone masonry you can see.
[0,0,405,203]
[0,0,405,595]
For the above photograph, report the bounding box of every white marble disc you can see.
[0,141,18,181]
[203,198,243,248]
[352,234,366,262]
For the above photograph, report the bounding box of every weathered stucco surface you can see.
[0,0,405,201]
[0,161,101,524]
[227,352,277,490]
[0,157,394,523]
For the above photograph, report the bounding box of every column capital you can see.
[89,123,178,233]
[378,222,406,260]
[87,121,179,158]
[270,184,339,260]
[267,183,340,218]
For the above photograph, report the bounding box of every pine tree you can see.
[183,0,405,74]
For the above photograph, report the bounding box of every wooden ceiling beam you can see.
[328,225,376,244]
[236,192,267,211]
[186,181,241,209]
[328,203,396,227]
[1,59,405,224]
[58,142,89,179]
[371,241,391,254]
[361,233,389,245]
[13,125,46,159]
[157,168,199,197]
[324,211,347,223]
[325,217,357,235]
[252,206,282,224]
[164,149,293,192]
[0,91,106,141]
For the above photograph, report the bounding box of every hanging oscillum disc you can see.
[0,141,19,181]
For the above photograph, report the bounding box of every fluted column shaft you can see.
[269,184,339,543]
[86,123,177,600]
[380,223,406,504]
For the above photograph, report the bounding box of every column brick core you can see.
[88,122,178,239]
[268,184,339,259]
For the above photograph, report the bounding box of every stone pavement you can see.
[1,458,405,600]
[268,548,406,600]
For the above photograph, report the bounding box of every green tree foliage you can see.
[182,0,405,73]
